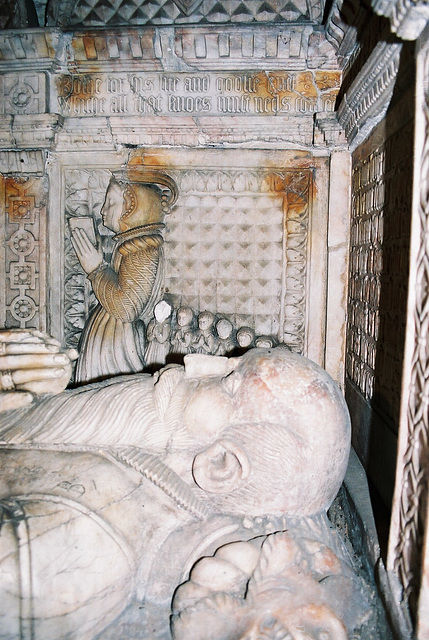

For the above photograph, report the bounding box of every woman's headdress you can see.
[111,169,179,230]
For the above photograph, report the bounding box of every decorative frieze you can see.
[0,150,46,175]
[0,27,338,73]
[0,176,48,330]
[0,114,64,150]
[0,26,339,73]
[55,69,340,118]
[67,26,337,72]
[338,42,402,148]
[0,30,62,70]
[0,26,341,151]
[48,0,323,28]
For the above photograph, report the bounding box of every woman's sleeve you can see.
[88,236,162,321]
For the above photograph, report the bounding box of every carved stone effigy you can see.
[0,332,385,639]
[144,303,280,368]
[0,8,349,383]
[69,170,178,383]
[145,300,173,370]
[64,163,317,365]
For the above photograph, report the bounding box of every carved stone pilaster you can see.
[387,40,429,634]
[0,175,48,330]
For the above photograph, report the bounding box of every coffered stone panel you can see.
[57,149,328,365]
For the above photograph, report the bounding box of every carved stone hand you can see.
[0,330,78,412]
[70,227,104,275]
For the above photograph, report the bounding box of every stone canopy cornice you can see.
[0,25,339,72]
[372,0,429,40]
[325,0,429,47]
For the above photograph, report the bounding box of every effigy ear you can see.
[192,439,249,494]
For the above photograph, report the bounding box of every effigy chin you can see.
[0,346,383,640]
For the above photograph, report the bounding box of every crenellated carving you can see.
[0,30,61,69]
[0,150,46,175]
[314,112,348,147]
[65,28,338,71]
[0,26,338,73]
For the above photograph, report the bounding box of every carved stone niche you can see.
[54,148,330,370]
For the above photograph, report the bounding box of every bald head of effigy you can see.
[173,347,351,517]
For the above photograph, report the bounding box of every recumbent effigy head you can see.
[175,347,351,518]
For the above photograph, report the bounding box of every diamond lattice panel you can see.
[165,169,286,336]
[63,167,311,351]
[66,0,320,27]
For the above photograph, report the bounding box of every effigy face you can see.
[179,347,351,517]
[0,337,382,640]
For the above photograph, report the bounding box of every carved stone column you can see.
[325,148,351,387]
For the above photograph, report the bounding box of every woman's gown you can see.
[74,223,164,383]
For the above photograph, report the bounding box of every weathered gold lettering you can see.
[184,76,210,92]
[267,74,295,95]
[107,78,125,93]
[133,95,162,113]
[110,95,128,113]
[168,95,211,113]
[216,75,259,94]
[128,75,155,92]
[217,95,250,113]
[59,75,102,97]
[160,76,179,92]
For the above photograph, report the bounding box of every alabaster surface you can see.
[0,330,364,639]
[68,170,178,384]
[59,151,329,374]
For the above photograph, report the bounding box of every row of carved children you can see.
[144,300,280,369]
